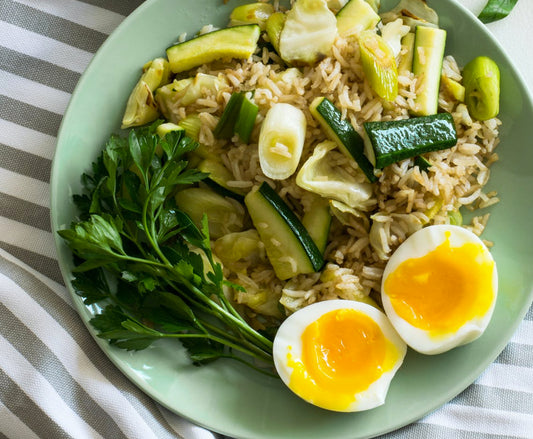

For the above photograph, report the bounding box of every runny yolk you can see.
[287,308,399,411]
[384,232,495,337]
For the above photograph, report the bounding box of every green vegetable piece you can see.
[448,210,463,226]
[462,56,500,121]
[364,0,380,13]
[380,0,439,30]
[398,32,415,74]
[441,75,466,102]
[213,92,245,139]
[358,30,398,102]
[245,182,324,280]
[229,2,274,30]
[235,92,259,144]
[265,11,287,56]
[156,122,184,138]
[198,159,247,201]
[478,0,518,24]
[278,0,338,65]
[301,196,332,254]
[121,58,171,129]
[414,155,432,171]
[175,187,245,240]
[166,25,261,74]
[363,113,457,168]
[412,26,447,116]
[309,97,377,182]
[336,0,381,38]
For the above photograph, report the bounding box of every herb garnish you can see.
[58,122,275,375]
[478,0,518,24]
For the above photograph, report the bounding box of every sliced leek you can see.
[121,58,171,129]
[258,103,307,180]
[359,30,398,102]
[336,0,381,38]
[229,3,274,30]
[462,56,500,121]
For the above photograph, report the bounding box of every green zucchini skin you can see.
[311,97,377,182]
[245,182,324,280]
[363,113,457,169]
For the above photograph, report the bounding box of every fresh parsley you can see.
[478,0,518,24]
[59,122,275,375]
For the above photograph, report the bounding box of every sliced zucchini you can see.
[336,0,381,38]
[245,182,324,280]
[301,196,332,254]
[166,25,261,74]
[462,56,500,121]
[229,3,274,30]
[198,159,247,202]
[412,26,447,116]
[175,187,245,240]
[398,32,415,74]
[258,103,306,180]
[278,0,337,65]
[156,122,184,138]
[363,113,457,168]
[309,97,376,182]
[359,30,398,102]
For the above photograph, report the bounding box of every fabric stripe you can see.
[477,362,533,394]
[0,69,71,115]
[0,369,72,439]
[0,402,40,439]
[0,119,56,160]
[0,20,92,73]
[0,336,104,439]
[511,319,533,345]
[421,404,533,438]
[453,383,533,414]
[0,243,63,285]
[0,0,107,53]
[494,341,533,368]
[0,255,180,439]
[0,95,62,137]
[0,303,130,439]
[0,168,50,208]
[0,193,51,231]
[0,217,56,259]
[0,45,80,94]
[11,0,125,35]
[379,422,515,439]
[0,143,51,182]
[75,0,144,16]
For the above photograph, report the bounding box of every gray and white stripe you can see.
[0,0,532,438]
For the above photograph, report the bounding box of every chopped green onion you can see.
[214,92,245,139]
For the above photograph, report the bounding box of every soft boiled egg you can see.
[381,224,498,355]
[273,300,407,412]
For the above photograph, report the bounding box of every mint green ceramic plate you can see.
[51,1,533,438]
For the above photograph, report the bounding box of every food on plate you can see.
[273,300,406,412]
[381,225,498,355]
[59,0,503,411]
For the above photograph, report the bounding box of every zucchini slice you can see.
[166,25,261,74]
[198,159,247,202]
[412,26,447,116]
[363,113,457,168]
[245,182,324,280]
[310,97,377,182]
[301,197,332,254]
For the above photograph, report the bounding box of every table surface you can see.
[1,1,532,438]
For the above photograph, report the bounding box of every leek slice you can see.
[359,30,398,102]
[462,56,500,121]
[258,103,307,180]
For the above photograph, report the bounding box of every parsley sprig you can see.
[58,122,275,375]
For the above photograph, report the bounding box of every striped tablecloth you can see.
[1,1,532,438]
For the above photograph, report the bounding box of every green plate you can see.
[50,1,533,438]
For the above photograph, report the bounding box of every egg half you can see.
[381,224,498,355]
[273,300,407,412]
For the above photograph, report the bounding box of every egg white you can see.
[273,300,407,412]
[381,225,498,355]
